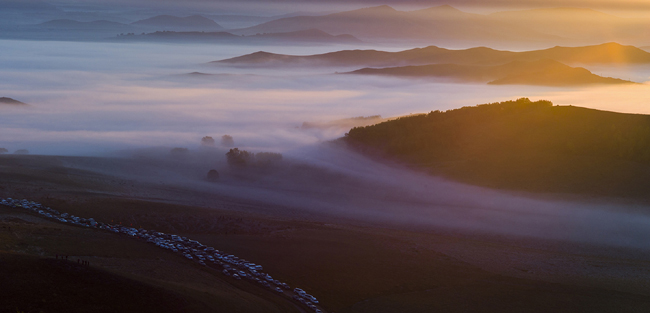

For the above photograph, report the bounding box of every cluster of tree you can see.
[344,98,650,198]
[0,148,7,154]
[225,148,282,168]
[201,135,235,147]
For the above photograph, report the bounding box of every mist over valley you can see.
[3,1,650,312]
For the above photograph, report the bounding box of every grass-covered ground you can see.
[345,98,650,200]
[2,153,650,312]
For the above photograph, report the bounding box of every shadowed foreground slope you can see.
[344,98,650,198]
[0,253,188,313]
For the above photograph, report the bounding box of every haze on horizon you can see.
[5,0,650,17]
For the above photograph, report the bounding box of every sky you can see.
[42,0,650,14]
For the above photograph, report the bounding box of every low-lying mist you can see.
[3,39,650,254]
[58,141,650,254]
[2,39,650,156]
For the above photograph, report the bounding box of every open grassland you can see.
[345,98,650,201]
[2,154,650,312]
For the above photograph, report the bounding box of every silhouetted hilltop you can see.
[0,97,27,105]
[348,59,634,86]
[523,42,650,64]
[132,15,223,30]
[216,49,401,66]
[487,60,632,86]
[216,43,650,67]
[344,98,650,198]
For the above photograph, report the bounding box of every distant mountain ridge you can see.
[3,4,650,46]
[216,43,650,67]
[226,5,650,46]
[232,5,559,44]
[347,59,633,86]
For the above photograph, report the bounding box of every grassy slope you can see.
[345,98,650,199]
[0,205,298,313]
[0,253,188,313]
[2,154,650,312]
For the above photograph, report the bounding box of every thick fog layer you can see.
[59,142,650,253]
[3,39,650,253]
[1,39,650,155]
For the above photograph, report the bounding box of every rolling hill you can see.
[216,42,650,68]
[344,98,650,198]
[347,59,634,86]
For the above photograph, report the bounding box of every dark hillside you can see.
[0,253,188,313]
[345,98,650,198]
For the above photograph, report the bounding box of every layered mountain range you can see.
[215,42,647,86]
[5,5,650,46]
[230,5,650,46]
[217,42,650,67]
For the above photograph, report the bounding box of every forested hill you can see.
[344,98,650,199]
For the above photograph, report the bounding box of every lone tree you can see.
[0,148,7,154]
[207,169,220,181]
[221,135,234,147]
[225,148,253,167]
[225,148,283,168]
[201,136,215,147]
